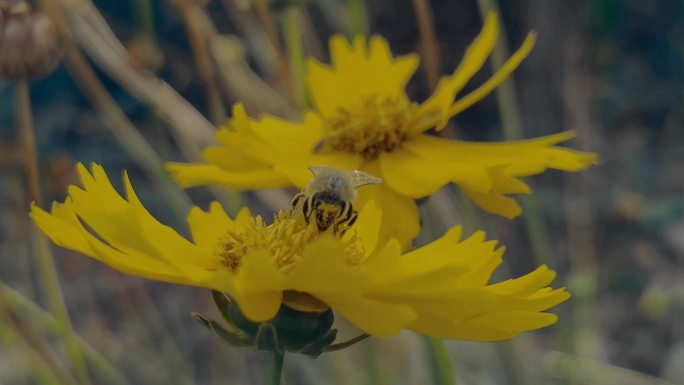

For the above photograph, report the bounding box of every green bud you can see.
[227,296,335,354]
[195,291,369,357]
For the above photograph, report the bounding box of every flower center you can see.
[214,211,365,272]
[319,95,415,160]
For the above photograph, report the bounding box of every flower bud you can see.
[195,291,339,357]
[0,1,61,80]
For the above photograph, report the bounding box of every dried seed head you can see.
[0,1,61,80]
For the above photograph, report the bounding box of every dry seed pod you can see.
[0,1,61,80]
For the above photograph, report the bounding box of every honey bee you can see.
[290,166,382,233]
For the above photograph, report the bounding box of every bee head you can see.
[310,191,344,231]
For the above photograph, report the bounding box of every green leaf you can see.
[211,291,244,334]
[299,329,338,358]
[191,312,251,346]
[324,333,370,353]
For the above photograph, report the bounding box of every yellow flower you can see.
[31,163,569,341]
[167,13,597,248]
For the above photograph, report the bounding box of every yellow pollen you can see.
[320,95,415,159]
[214,211,365,271]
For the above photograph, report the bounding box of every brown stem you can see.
[0,289,79,385]
[411,0,441,90]
[252,0,295,104]
[171,0,225,124]
[15,79,92,384]
[16,81,40,203]
[40,0,193,217]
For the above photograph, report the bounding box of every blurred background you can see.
[1,0,682,384]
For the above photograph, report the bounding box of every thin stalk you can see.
[362,340,380,385]
[132,0,156,43]
[281,7,308,110]
[411,0,440,90]
[265,351,285,385]
[253,0,293,98]
[475,0,551,266]
[15,80,92,385]
[425,336,456,385]
[345,0,368,37]
[173,0,225,124]
[475,0,523,138]
[470,4,549,385]
[41,0,193,219]
[2,283,128,385]
[0,297,77,385]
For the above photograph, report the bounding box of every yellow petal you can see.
[419,131,599,175]
[233,290,283,322]
[463,189,522,219]
[404,133,597,218]
[30,201,90,255]
[290,239,418,336]
[64,164,217,281]
[495,288,571,313]
[121,168,219,272]
[370,229,501,294]
[170,107,363,190]
[306,35,418,118]
[413,12,499,132]
[347,200,382,256]
[187,201,233,252]
[167,163,290,189]
[356,162,420,250]
[208,105,278,172]
[412,312,556,341]
[285,236,367,293]
[360,226,570,340]
[406,286,565,341]
[233,206,254,231]
[30,201,196,285]
[448,31,537,118]
[402,135,496,193]
[457,311,559,336]
[262,112,363,187]
[80,224,199,285]
[378,148,454,198]
[323,295,417,337]
[232,250,284,322]
[488,265,557,296]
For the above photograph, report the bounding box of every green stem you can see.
[132,0,156,43]
[475,0,551,267]
[281,7,307,110]
[266,351,285,385]
[475,0,522,138]
[425,336,456,385]
[345,0,368,37]
[1,283,128,385]
[410,0,440,89]
[15,80,92,385]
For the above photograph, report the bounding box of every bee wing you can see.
[308,165,331,176]
[350,170,382,187]
[311,138,329,153]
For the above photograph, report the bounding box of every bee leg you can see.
[335,202,357,234]
[337,212,358,236]
[291,193,306,208]
[287,193,307,218]
[346,211,358,228]
[302,195,314,224]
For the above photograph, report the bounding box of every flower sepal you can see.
[194,291,361,358]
